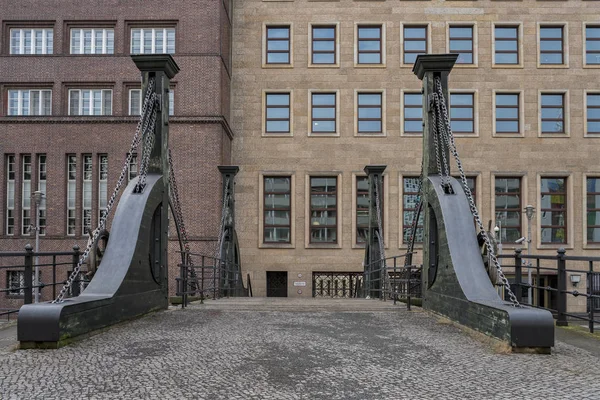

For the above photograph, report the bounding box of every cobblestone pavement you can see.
[1,299,600,399]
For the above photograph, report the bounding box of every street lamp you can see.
[524,204,535,305]
[32,190,44,303]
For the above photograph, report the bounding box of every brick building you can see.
[0,0,233,308]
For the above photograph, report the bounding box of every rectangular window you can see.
[265,92,290,134]
[587,178,600,243]
[7,271,25,296]
[69,89,112,116]
[587,93,600,134]
[311,93,336,134]
[450,93,475,134]
[310,177,337,244]
[495,93,520,134]
[70,28,114,54]
[540,177,567,244]
[263,176,291,243]
[403,92,423,135]
[357,25,382,64]
[6,155,15,235]
[495,178,521,243]
[494,26,519,65]
[403,177,423,244]
[98,155,108,224]
[357,92,383,134]
[266,26,290,64]
[541,93,565,134]
[312,25,336,65]
[67,155,77,236]
[129,89,174,116]
[7,89,52,116]
[356,177,369,245]
[539,25,564,65]
[128,154,138,182]
[586,25,600,65]
[21,155,32,235]
[10,28,53,54]
[131,28,175,54]
[449,25,474,64]
[403,25,427,64]
[37,154,46,236]
[82,155,92,235]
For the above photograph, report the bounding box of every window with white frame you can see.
[6,155,15,235]
[131,28,175,54]
[70,28,114,54]
[22,155,32,235]
[98,155,108,224]
[67,155,77,236]
[128,154,138,182]
[37,154,46,236]
[82,155,92,235]
[129,89,174,116]
[7,89,51,116]
[10,28,53,54]
[69,89,112,116]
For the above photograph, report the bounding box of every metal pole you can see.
[32,190,43,303]
[525,205,535,305]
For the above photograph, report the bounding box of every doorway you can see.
[266,271,288,297]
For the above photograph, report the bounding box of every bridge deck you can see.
[1,299,600,399]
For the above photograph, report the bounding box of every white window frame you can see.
[70,28,115,54]
[21,155,32,236]
[68,89,112,116]
[67,155,77,236]
[7,89,52,116]
[6,155,15,236]
[130,28,176,54]
[538,90,570,137]
[10,28,53,55]
[129,88,174,116]
[492,90,524,137]
[82,155,93,236]
[537,22,569,69]
[492,22,523,69]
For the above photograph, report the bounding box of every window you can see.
[265,26,290,64]
[69,89,112,116]
[357,92,383,134]
[98,155,108,224]
[586,25,600,65]
[263,176,291,243]
[495,178,522,243]
[403,92,423,135]
[129,89,174,116]
[128,154,138,182]
[494,26,519,65]
[587,93,600,134]
[540,177,567,244]
[37,155,46,236]
[10,28,53,54]
[6,155,15,235]
[131,28,175,54]
[7,90,51,116]
[70,28,114,54]
[495,93,520,134]
[356,176,369,245]
[450,92,475,134]
[587,178,600,244]
[403,25,427,64]
[449,25,474,64]
[67,155,76,236]
[539,25,564,65]
[311,25,336,65]
[7,271,25,296]
[21,155,32,236]
[357,25,383,65]
[311,92,336,134]
[540,93,565,134]
[82,155,92,235]
[264,92,291,134]
[402,177,423,244]
[310,177,337,244]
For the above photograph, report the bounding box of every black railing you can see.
[498,248,600,334]
[363,253,422,309]
[0,244,86,320]
[312,272,363,298]
[176,250,251,308]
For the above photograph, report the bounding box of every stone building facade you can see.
[231,0,600,311]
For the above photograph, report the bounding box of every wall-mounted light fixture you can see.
[570,274,581,287]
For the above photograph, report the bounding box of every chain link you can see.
[433,77,520,307]
[135,101,158,192]
[374,178,387,293]
[54,78,158,303]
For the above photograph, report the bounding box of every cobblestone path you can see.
[1,299,599,399]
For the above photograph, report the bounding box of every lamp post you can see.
[32,190,44,303]
[524,204,535,305]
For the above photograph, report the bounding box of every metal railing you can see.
[363,253,422,309]
[0,244,85,320]
[176,250,251,308]
[498,248,600,333]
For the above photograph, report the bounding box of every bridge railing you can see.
[497,248,600,334]
[176,250,251,308]
[0,245,85,320]
[363,253,422,308]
